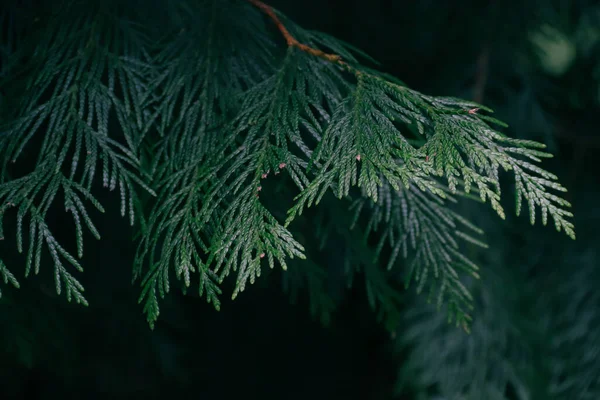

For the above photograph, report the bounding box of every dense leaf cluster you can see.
[0,0,574,331]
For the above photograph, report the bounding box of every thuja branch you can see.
[247,0,344,64]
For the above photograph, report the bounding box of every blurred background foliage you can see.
[0,0,599,398]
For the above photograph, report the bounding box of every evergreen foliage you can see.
[392,193,599,399]
[0,0,574,328]
[394,257,535,399]
[1,0,595,398]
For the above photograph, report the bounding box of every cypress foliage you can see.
[1,0,596,398]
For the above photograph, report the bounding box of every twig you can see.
[247,0,344,65]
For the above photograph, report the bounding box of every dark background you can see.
[1,0,598,399]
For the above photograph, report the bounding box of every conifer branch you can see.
[352,181,486,329]
[0,0,577,334]
[394,267,533,398]
[0,0,155,305]
[314,197,404,330]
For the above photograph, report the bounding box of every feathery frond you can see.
[539,250,600,400]
[0,0,154,303]
[288,72,574,239]
[394,269,534,400]
[351,181,486,329]
[0,258,20,299]
[0,0,575,331]
[312,198,404,330]
[0,168,107,304]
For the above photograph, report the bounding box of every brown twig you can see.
[247,0,344,64]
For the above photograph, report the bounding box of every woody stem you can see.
[246,0,344,64]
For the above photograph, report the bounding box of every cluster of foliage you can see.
[2,0,595,398]
[0,0,573,327]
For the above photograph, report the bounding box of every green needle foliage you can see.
[0,0,574,333]
[0,0,156,305]
[393,261,536,400]
[350,181,487,330]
